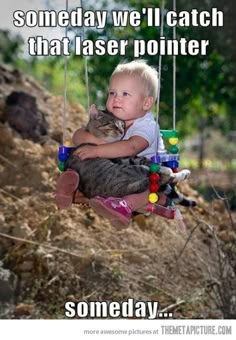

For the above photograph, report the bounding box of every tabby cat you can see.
[65,106,196,207]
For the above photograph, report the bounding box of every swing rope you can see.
[61,0,90,145]
[154,0,165,155]
[80,0,90,114]
[156,0,165,119]
[62,0,69,145]
[154,0,177,155]
[147,0,179,215]
[173,0,176,130]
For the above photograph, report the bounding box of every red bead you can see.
[149,173,160,182]
[149,183,159,192]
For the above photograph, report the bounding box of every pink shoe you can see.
[55,170,79,209]
[89,196,132,229]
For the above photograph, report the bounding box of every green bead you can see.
[160,129,179,138]
[58,161,65,171]
[169,145,179,154]
[149,163,161,173]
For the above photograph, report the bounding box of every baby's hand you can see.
[73,145,98,160]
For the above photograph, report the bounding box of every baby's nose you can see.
[114,95,120,102]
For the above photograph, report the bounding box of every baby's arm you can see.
[74,136,148,160]
[72,128,106,146]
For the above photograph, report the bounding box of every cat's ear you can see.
[89,104,99,118]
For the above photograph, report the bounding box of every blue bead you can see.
[166,160,179,168]
[168,161,179,168]
[173,161,179,168]
[58,153,68,162]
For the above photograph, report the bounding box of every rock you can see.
[2,91,48,142]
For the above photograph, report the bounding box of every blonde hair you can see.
[111,60,158,101]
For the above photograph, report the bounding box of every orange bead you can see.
[64,140,72,146]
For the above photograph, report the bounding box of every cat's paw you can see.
[172,169,191,184]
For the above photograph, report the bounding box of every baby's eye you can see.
[109,91,115,96]
[123,92,130,96]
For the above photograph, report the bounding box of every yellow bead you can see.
[148,192,159,203]
[64,140,72,146]
[169,137,179,145]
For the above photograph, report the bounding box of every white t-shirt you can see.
[122,112,166,159]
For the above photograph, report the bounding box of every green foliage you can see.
[0,30,24,64]
[14,54,87,108]
[20,56,87,107]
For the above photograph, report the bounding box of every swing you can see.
[57,0,182,221]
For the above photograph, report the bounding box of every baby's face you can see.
[106,74,152,127]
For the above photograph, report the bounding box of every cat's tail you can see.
[162,184,197,207]
[174,194,197,207]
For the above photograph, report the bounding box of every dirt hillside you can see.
[0,64,235,319]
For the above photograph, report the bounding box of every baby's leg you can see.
[89,191,168,229]
[55,169,80,209]
[124,190,167,211]
[73,190,90,205]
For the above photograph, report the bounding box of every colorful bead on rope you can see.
[57,140,74,172]
[160,129,180,170]
[146,155,176,219]
[160,129,179,153]
[148,158,161,204]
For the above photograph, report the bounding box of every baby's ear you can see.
[89,104,99,118]
[143,96,154,111]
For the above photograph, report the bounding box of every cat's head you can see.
[86,104,126,142]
